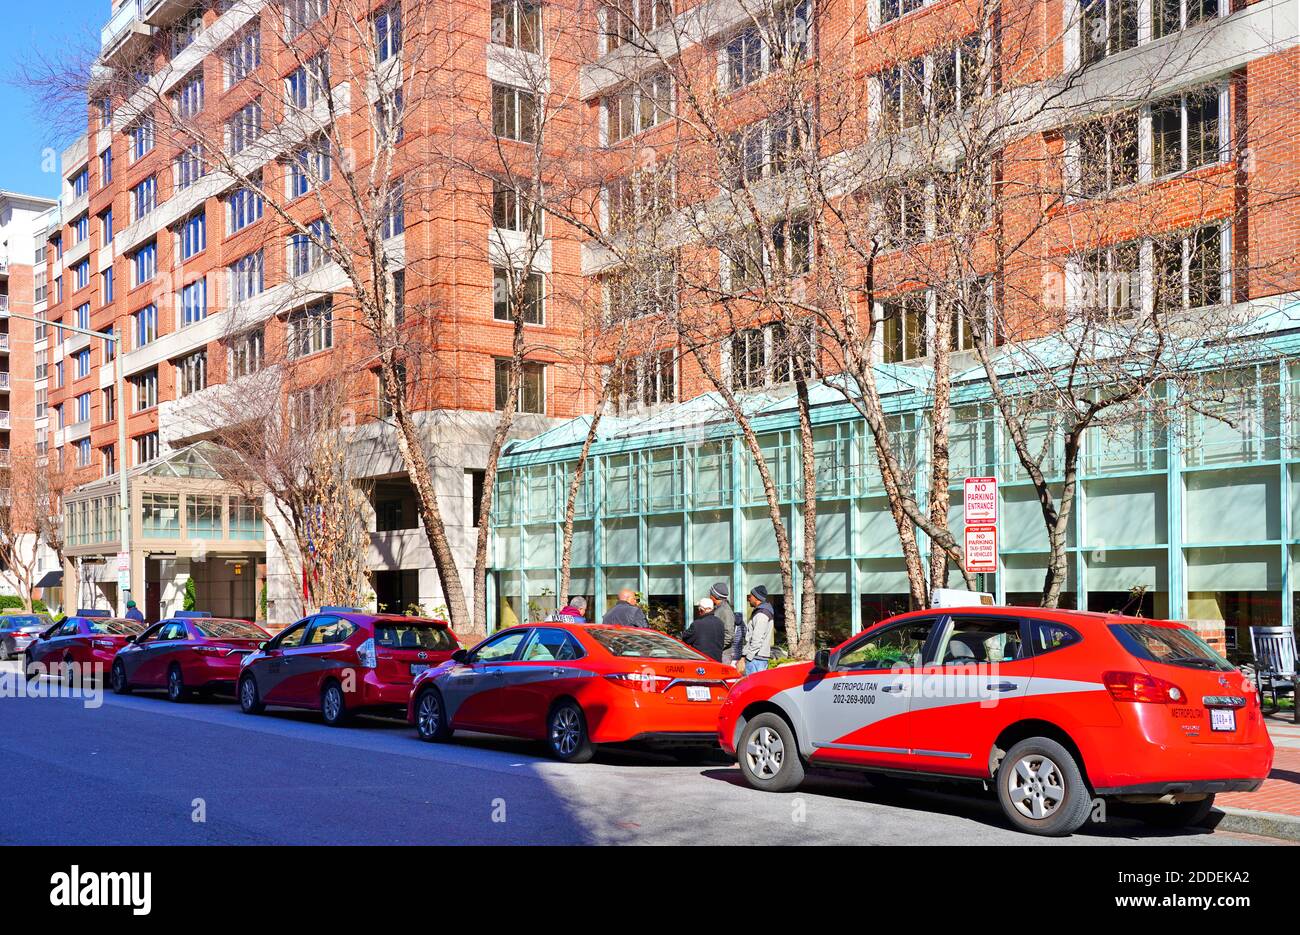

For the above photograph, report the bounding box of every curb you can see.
[1207,806,1300,842]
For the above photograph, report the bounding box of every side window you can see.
[523,628,584,662]
[137,623,166,643]
[305,616,356,646]
[932,615,1025,665]
[836,619,936,670]
[471,629,530,663]
[57,620,82,637]
[160,622,188,641]
[1030,620,1081,656]
[275,620,310,649]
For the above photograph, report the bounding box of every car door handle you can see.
[551,669,566,677]
[881,684,904,693]
[986,682,1017,692]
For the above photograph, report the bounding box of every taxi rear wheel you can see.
[238,675,265,714]
[167,665,190,703]
[996,737,1092,836]
[738,713,805,793]
[320,681,352,727]
[110,659,132,695]
[415,687,453,742]
[547,701,595,763]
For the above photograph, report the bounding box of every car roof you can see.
[342,613,451,626]
[878,605,1178,629]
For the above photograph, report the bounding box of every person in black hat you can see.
[682,597,725,662]
[741,585,774,675]
[708,582,736,666]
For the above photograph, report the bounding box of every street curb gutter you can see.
[1206,806,1300,842]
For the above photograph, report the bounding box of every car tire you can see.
[737,713,806,793]
[110,659,132,695]
[414,687,453,742]
[166,665,190,703]
[238,675,265,714]
[61,653,75,688]
[320,681,351,727]
[0,639,10,661]
[996,737,1093,836]
[1137,794,1216,829]
[547,701,595,763]
[22,652,38,682]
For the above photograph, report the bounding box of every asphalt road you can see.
[0,662,1276,845]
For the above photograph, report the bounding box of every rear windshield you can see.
[1,615,45,629]
[86,618,145,636]
[374,622,456,651]
[1109,623,1234,672]
[588,628,704,661]
[193,619,266,640]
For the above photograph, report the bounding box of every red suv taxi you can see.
[237,608,459,725]
[718,606,1273,836]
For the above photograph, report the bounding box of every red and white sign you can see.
[963,477,998,524]
[964,525,998,574]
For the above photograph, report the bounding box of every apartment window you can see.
[228,328,264,378]
[879,0,926,24]
[285,0,329,39]
[134,432,159,465]
[179,212,206,260]
[930,37,984,115]
[54,235,62,258]
[492,84,539,142]
[75,392,91,423]
[879,178,926,247]
[1074,112,1139,197]
[1152,86,1224,177]
[287,300,333,357]
[133,304,158,348]
[881,292,927,362]
[99,207,114,245]
[1079,240,1141,317]
[604,71,671,142]
[287,140,332,197]
[383,180,405,238]
[288,384,330,430]
[170,14,202,56]
[175,70,204,118]
[73,259,90,291]
[75,303,91,331]
[492,0,541,52]
[391,269,406,324]
[99,147,113,186]
[229,250,265,303]
[56,403,64,429]
[70,167,89,198]
[284,56,328,109]
[604,260,676,321]
[1155,224,1226,310]
[722,27,763,91]
[879,58,924,132]
[227,101,262,154]
[182,279,208,325]
[132,369,159,412]
[129,119,155,162]
[1081,0,1138,65]
[1152,0,1221,40]
[492,182,542,233]
[611,349,676,412]
[102,326,117,361]
[374,3,402,61]
[227,182,264,232]
[101,445,116,475]
[103,386,115,423]
[35,388,48,419]
[55,360,64,387]
[771,217,812,275]
[132,241,157,286]
[176,350,208,397]
[73,349,91,381]
[177,142,205,189]
[224,26,260,87]
[728,328,767,389]
[375,88,405,144]
[492,268,544,323]
[76,438,92,468]
[602,0,672,52]
[102,268,114,304]
[98,99,113,129]
[131,176,157,221]
[494,358,545,412]
[288,219,332,276]
[73,213,89,244]
[376,361,408,419]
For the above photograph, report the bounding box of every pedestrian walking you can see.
[741,586,775,675]
[601,588,649,627]
[709,582,735,660]
[682,597,725,661]
[124,600,145,622]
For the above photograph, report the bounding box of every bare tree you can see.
[0,447,49,610]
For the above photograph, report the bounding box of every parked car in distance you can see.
[409,623,738,762]
[237,608,460,726]
[718,606,1273,836]
[24,610,149,683]
[0,612,54,661]
[111,611,271,701]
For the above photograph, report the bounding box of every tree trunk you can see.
[1041,431,1083,608]
[558,384,612,605]
[794,367,818,658]
[927,301,955,593]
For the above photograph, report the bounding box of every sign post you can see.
[962,477,999,579]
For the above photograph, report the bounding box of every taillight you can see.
[605,672,671,692]
[92,639,116,649]
[1103,670,1185,704]
[356,637,377,669]
[195,645,227,657]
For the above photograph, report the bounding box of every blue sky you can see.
[0,0,105,199]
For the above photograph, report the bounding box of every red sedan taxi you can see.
[718,605,1273,836]
[238,608,459,725]
[409,623,737,762]
[24,611,149,684]
[111,612,270,701]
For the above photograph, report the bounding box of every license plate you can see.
[686,686,711,702]
[410,663,429,676]
[1209,708,1236,732]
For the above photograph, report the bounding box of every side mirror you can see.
[451,648,471,665]
[124,634,136,644]
[257,641,269,651]
[813,649,833,672]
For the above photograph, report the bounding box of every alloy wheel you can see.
[551,707,581,757]
[417,692,440,737]
[168,669,182,701]
[1006,753,1067,821]
[323,686,342,722]
[241,678,256,709]
[745,726,785,780]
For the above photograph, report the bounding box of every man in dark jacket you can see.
[601,588,649,627]
[682,597,725,661]
[709,582,735,662]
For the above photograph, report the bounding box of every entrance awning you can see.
[34,570,63,589]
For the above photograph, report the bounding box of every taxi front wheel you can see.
[738,713,805,793]
[996,737,1092,836]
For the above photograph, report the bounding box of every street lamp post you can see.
[4,311,131,615]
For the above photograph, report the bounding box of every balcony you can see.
[101,0,155,63]
[142,0,196,28]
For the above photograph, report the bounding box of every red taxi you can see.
[24,610,149,683]
[111,612,271,701]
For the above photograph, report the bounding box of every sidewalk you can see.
[1212,711,1300,840]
